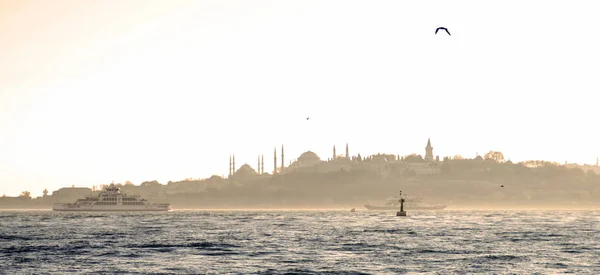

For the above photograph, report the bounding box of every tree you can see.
[404,154,425,162]
[586,170,596,182]
[382,154,397,161]
[520,160,557,168]
[124,181,134,186]
[140,180,161,188]
[453,155,464,160]
[484,151,505,163]
[586,170,596,176]
[19,191,31,198]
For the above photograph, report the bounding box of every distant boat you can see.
[364,195,446,211]
[53,183,170,212]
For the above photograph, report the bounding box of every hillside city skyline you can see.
[3,137,600,198]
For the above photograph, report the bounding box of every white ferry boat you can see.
[53,183,170,211]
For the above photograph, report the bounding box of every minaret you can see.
[274,147,277,174]
[261,154,264,174]
[425,138,433,162]
[333,145,337,161]
[233,155,236,173]
[229,155,232,176]
[257,155,261,175]
[345,143,349,159]
[281,145,285,171]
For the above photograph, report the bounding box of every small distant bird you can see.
[435,27,451,36]
[306,117,310,120]
[500,185,504,188]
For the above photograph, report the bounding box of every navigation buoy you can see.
[396,191,407,217]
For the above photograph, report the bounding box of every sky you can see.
[1,0,599,196]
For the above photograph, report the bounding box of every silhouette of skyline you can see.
[2,136,600,199]
[4,139,600,210]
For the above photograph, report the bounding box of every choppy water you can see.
[1,210,599,274]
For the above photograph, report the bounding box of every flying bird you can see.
[435,27,451,36]
[500,185,504,188]
[306,117,310,120]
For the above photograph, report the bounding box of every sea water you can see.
[1,210,599,274]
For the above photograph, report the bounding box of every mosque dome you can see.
[298,151,320,162]
[235,164,257,178]
[294,151,322,167]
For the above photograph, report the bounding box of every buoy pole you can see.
[397,190,407,216]
[400,198,404,212]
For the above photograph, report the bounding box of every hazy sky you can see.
[1,0,599,196]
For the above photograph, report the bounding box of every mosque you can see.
[226,138,441,182]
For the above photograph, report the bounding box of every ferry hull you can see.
[52,204,170,212]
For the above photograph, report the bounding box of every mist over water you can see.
[1,210,599,274]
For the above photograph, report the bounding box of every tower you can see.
[233,155,236,173]
[257,155,261,175]
[425,138,433,162]
[333,145,337,161]
[281,145,285,171]
[274,147,277,174]
[345,143,349,159]
[229,155,232,176]
[261,154,264,174]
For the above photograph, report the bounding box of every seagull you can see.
[435,27,451,36]
[306,117,310,120]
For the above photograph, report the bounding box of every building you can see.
[226,138,442,181]
[425,138,434,162]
